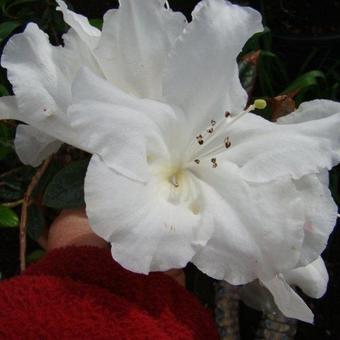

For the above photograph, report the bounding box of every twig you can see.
[2,199,24,208]
[20,157,52,273]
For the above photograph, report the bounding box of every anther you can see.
[194,159,200,164]
[207,128,214,134]
[210,120,216,126]
[225,111,231,118]
[224,137,231,148]
[211,158,217,168]
[196,134,204,145]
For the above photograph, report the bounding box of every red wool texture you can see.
[0,246,218,339]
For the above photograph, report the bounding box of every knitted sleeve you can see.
[0,246,218,339]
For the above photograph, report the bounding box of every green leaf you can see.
[238,50,260,96]
[241,27,272,54]
[0,205,19,227]
[0,166,35,201]
[283,70,326,94]
[1,0,39,17]
[27,204,45,240]
[43,159,90,209]
[0,186,23,201]
[0,84,9,96]
[89,18,103,30]
[0,122,13,159]
[0,144,12,159]
[26,249,45,264]
[32,160,63,198]
[0,21,20,40]
[0,121,12,140]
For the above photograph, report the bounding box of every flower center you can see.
[148,100,266,214]
[169,169,182,188]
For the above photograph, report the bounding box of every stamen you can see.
[224,137,231,148]
[196,134,204,145]
[164,0,170,9]
[187,99,267,165]
[194,138,231,162]
[194,159,200,164]
[211,158,217,168]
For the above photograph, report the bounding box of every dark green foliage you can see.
[89,18,103,30]
[26,248,45,264]
[0,20,20,42]
[32,159,63,198]
[0,166,35,201]
[26,249,45,264]
[43,159,90,209]
[0,204,18,227]
[0,122,13,160]
[240,26,340,104]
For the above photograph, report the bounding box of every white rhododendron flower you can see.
[0,0,339,323]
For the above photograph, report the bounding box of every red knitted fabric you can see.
[0,246,218,339]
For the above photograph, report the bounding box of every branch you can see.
[20,157,52,273]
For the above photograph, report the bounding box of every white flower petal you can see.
[239,280,279,314]
[162,0,262,130]
[15,125,62,167]
[240,258,328,317]
[285,257,328,299]
[1,24,105,149]
[85,154,214,274]
[68,67,178,182]
[61,27,104,79]
[56,0,105,79]
[56,0,100,49]
[295,173,338,266]
[261,276,314,323]
[224,108,340,182]
[96,0,187,98]
[1,24,79,145]
[191,162,304,284]
[278,99,340,124]
[0,96,19,120]
[2,23,71,115]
